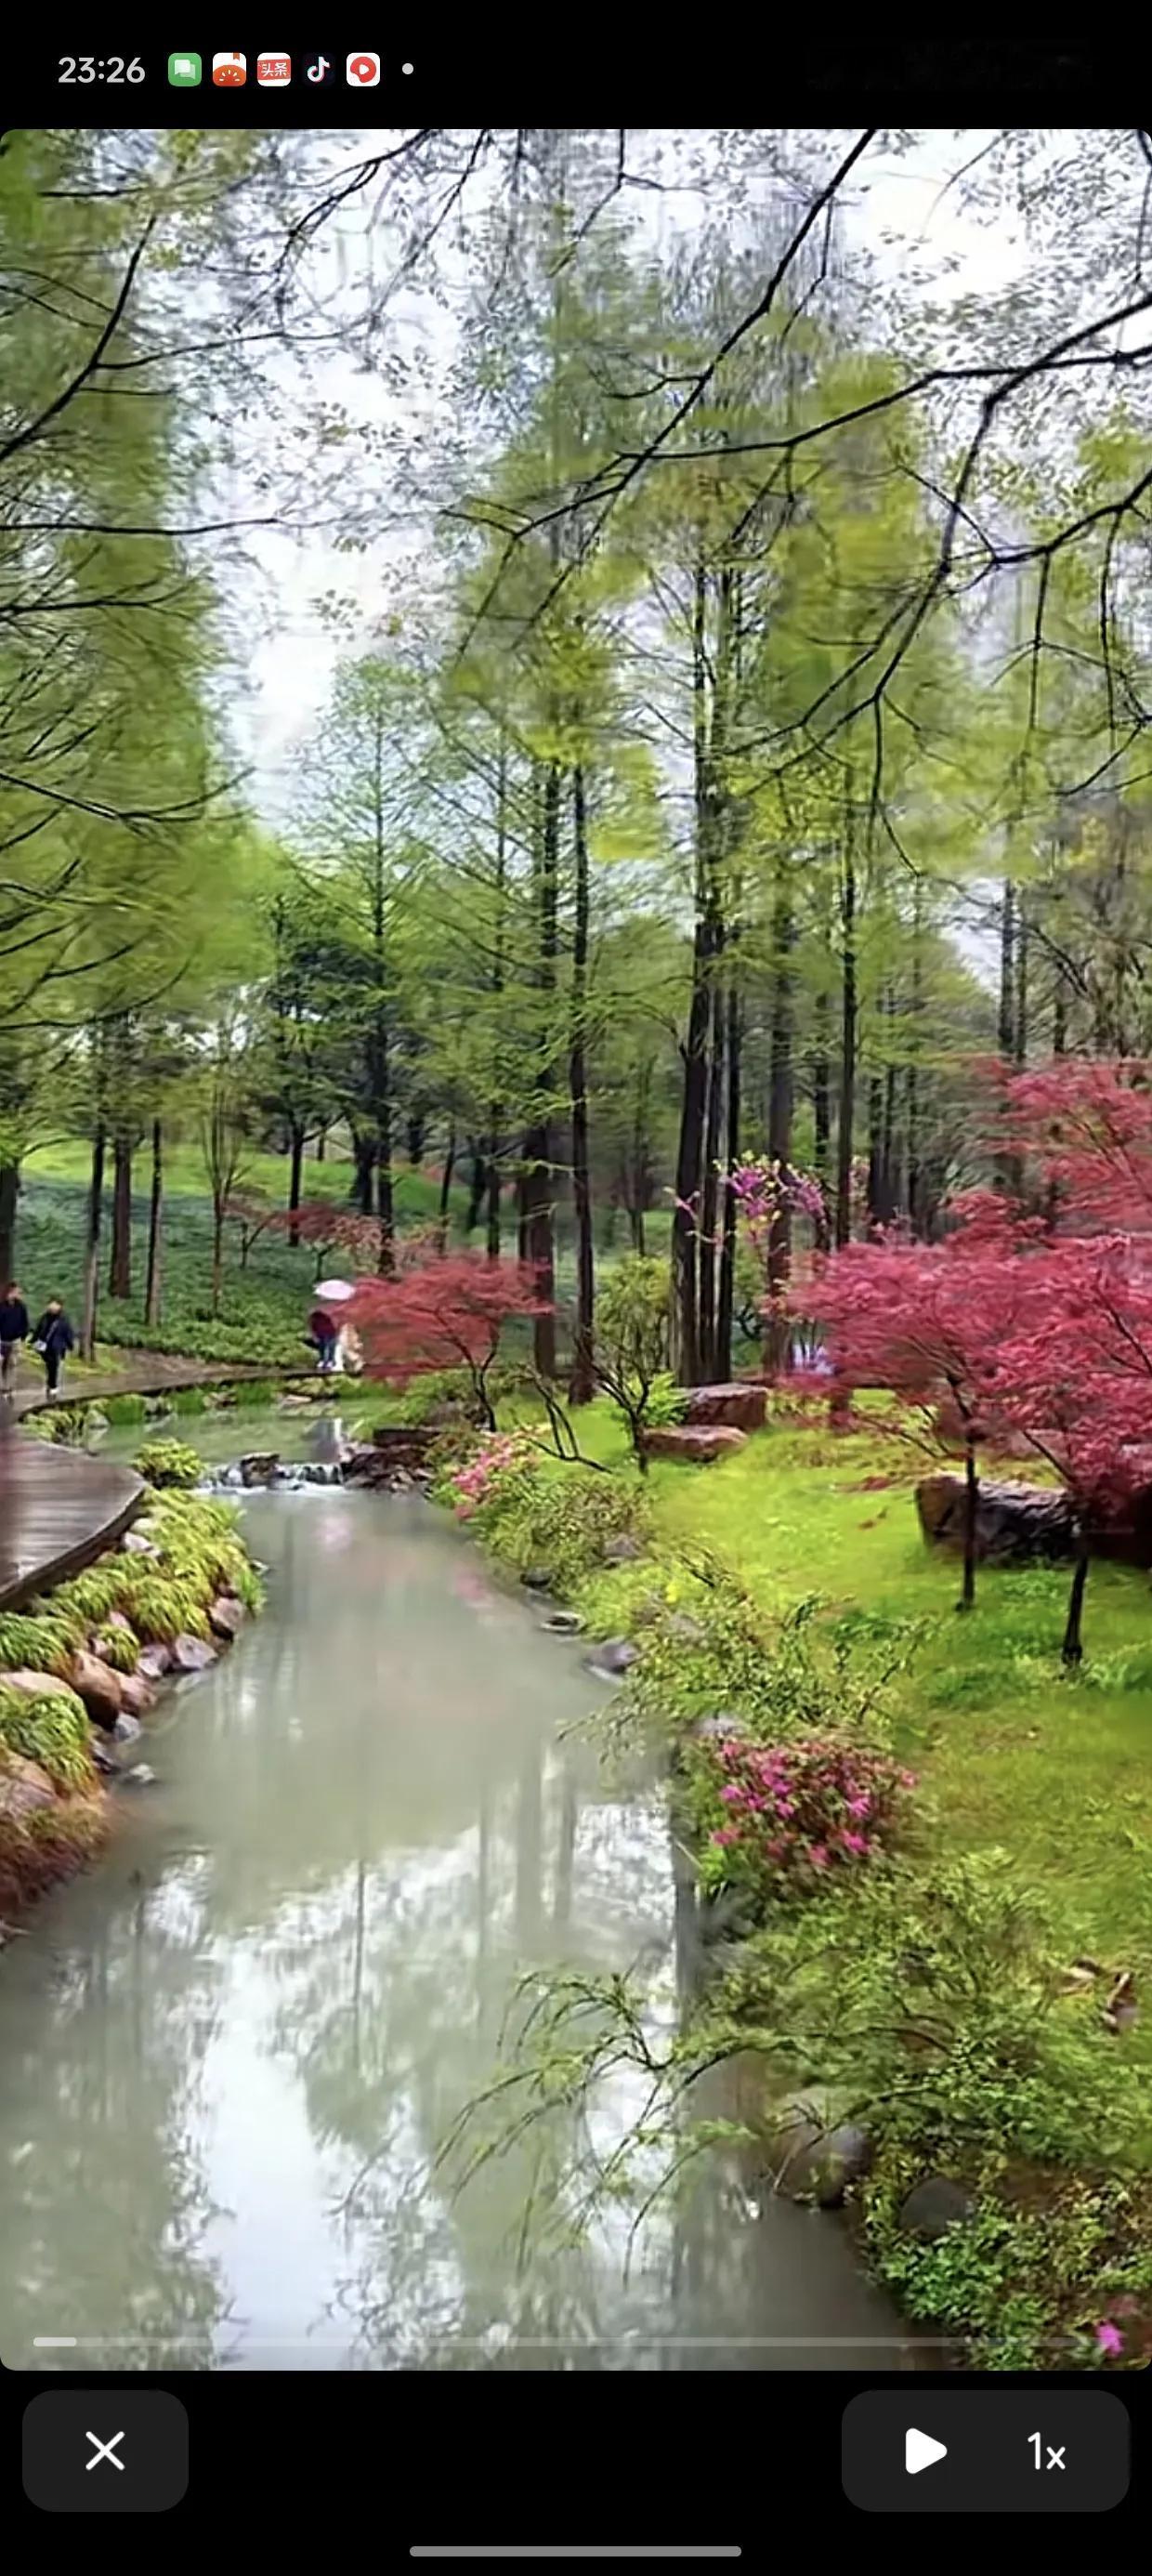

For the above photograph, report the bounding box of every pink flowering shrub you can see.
[694,1729,916,1905]
[448,1432,533,1519]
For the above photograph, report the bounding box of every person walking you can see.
[32,1297,75,1399]
[0,1282,29,1394]
[307,1303,339,1373]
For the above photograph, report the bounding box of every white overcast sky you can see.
[217,129,1032,827]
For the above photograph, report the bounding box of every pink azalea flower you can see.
[719,1783,743,1805]
[839,1829,870,1857]
[846,1794,872,1819]
[1096,2321,1124,2356]
[806,1844,830,1869]
[710,1827,739,1849]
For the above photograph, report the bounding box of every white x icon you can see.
[85,2428,125,2472]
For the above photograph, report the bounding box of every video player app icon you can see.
[346,52,381,85]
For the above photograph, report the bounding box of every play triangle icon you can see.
[905,2426,948,2476]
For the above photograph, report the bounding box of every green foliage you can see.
[93,1624,139,1675]
[0,1611,76,1677]
[102,1393,149,1425]
[611,1557,922,1750]
[53,1566,124,1624]
[639,1372,687,1428]
[469,1457,652,1598]
[134,1438,203,1490]
[0,1681,92,1792]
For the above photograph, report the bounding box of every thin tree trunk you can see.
[316,1124,327,1163]
[144,1119,164,1326]
[1015,900,1029,1066]
[407,1112,425,1164]
[698,979,726,1382]
[715,976,740,1379]
[287,1122,305,1247]
[960,1429,978,1612]
[836,839,857,1248]
[813,987,831,1237]
[212,1199,224,1317]
[766,887,793,1316]
[1054,975,1067,1058]
[438,1123,456,1252]
[522,759,559,1373]
[569,764,596,1403]
[0,1160,17,1288]
[375,1075,394,1277]
[351,1129,375,1214]
[906,884,923,1236]
[487,733,507,1267]
[998,882,1015,1057]
[1062,1532,1089,1666]
[108,1135,132,1299]
[867,1073,885,1229]
[465,1147,488,1236]
[81,1124,106,1360]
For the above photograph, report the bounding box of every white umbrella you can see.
[314,1278,356,1303]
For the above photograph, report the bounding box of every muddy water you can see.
[0,1451,917,2371]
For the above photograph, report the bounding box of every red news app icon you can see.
[257,54,292,86]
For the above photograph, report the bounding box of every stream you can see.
[0,1413,917,2372]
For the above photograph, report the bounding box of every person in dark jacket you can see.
[307,1304,339,1373]
[32,1298,75,1397]
[0,1282,29,1393]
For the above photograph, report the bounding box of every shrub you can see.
[93,1625,140,1675]
[613,1560,922,1750]
[103,1393,149,1426]
[689,1729,916,1906]
[118,1575,209,1643]
[0,1611,76,1677]
[470,1458,652,1597]
[0,1682,93,1792]
[133,1438,203,1491]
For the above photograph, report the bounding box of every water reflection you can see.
[0,1481,914,2371]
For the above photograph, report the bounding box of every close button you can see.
[22,2390,188,2513]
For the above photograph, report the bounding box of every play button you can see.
[905,2427,949,2477]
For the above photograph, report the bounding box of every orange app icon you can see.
[212,53,247,86]
[256,53,291,85]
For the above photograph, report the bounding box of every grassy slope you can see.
[565,1404,1152,2001]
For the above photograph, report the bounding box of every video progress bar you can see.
[410,2552,741,2561]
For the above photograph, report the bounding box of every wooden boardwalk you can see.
[0,1426,144,1611]
[8,1353,300,1423]
[0,1347,315,1609]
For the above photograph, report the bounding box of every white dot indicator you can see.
[402,61,413,73]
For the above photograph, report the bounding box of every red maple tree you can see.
[347,1254,551,1429]
[262,1201,381,1277]
[998,1058,1152,1237]
[987,1232,1152,1662]
[793,1194,1040,1610]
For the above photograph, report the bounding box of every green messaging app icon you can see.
[168,53,202,85]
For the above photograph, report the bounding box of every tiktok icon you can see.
[304,54,335,84]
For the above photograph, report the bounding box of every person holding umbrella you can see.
[308,1277,355,1375]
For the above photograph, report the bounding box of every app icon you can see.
[212,52,247,86]
[304,52,335,84]
[167,52,202,85]
[256,53,292,85]
[346,51,381,85]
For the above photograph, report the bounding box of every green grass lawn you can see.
[552,1404,1152,1999]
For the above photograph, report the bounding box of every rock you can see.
[239,1452,281,1488]
[136,1642,173,1681]
[120,1764,157,1789]
[521,1568,552,1593]
[915,1473,1075,1566]
[69,1650,124,1731]
[105,1610,135,1635]
[88,1736,119,1777]
[694,1710,742,1740]
[170,1635,217,1675]
[542,1610,583,1636]
[769,2118,872,2209]
[685,1382,768,1433]
[666,1611,705,1644]
[602,1532,645,1564]
[117,1673,156,1720]
[586,1636,640,1678]
[111,1711,141,1745]
[898,2176,975,2239]
[208,1597,244,1642]
[121,1531,160,1558]
[1,1668,79,1703]
[0,1755,57,1819]
[641,1426,748,1465]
